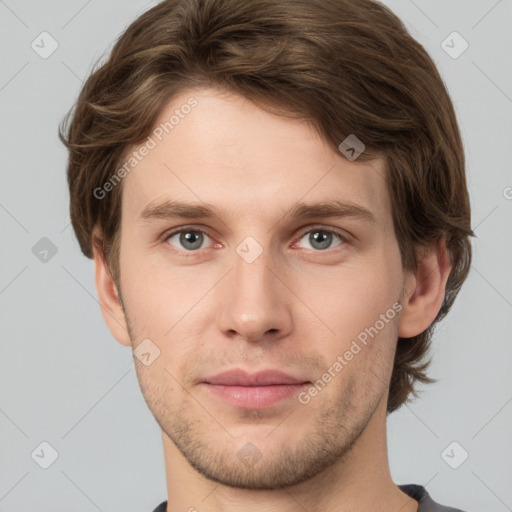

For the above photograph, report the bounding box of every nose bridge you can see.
[218,235,292,341]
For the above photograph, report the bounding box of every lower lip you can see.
[202,383,309,409]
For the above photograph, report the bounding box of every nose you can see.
[217,242,293,344]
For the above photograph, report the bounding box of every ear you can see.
[92,227,132,347]
[398,237,453,338]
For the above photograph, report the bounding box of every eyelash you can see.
[162,225,350,256]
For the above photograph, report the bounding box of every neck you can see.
[161,397,418,512]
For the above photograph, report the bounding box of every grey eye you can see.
[298,230,343,251]
[167,230,209,251]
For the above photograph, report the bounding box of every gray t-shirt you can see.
[398,484,468,511]
[150,484,468,511]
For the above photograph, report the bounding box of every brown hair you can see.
[59,0,474,414]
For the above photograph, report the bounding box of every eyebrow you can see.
[137,199,377,225]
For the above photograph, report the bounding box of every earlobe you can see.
[397,238,453,339]
[92,233,132,347]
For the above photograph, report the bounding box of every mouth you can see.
[200,369,310,409]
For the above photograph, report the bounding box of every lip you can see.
[200,369,310,409]
[203,369,308,386]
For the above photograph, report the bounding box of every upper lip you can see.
[203,369,309,386]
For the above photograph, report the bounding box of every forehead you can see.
[121,87,390,226]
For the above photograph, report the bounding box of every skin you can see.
[93,87,452,512]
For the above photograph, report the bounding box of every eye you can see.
[165,228,213,251]
[295,228,347,251]
[162,226,348,254]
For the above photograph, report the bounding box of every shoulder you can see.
[153,488,469,512]
[399,484,469,512]
[151,501,167,512]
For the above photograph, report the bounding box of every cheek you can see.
[296,257,400,342]
[119,245,221,350]
[289,258,403,384]
[119,246,176,337]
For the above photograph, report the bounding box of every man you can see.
[60,0,474,510]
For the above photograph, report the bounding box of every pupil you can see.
[181,231,202,250]
[311,230,331,250]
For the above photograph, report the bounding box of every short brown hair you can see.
[59,0,474,414]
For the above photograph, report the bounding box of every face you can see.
[112,87,408,489]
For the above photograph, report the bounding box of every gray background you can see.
[1,0,511,510]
